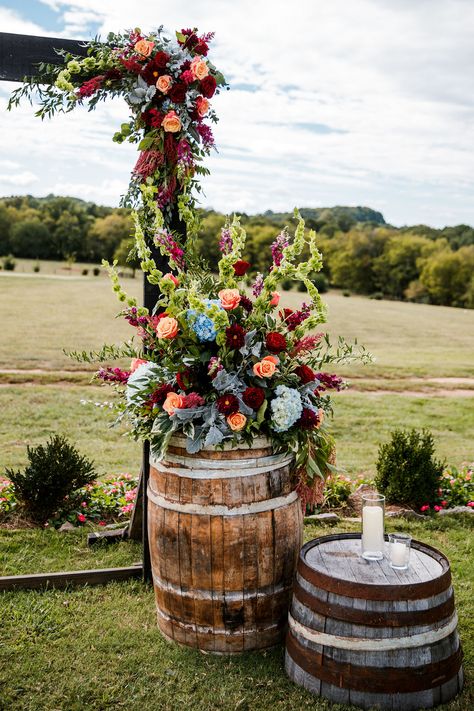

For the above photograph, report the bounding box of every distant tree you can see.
[419,246,474,306]
[9,219,54,259]
[86,213,132,262]
[372,234,433,299]
[114,237,141,277]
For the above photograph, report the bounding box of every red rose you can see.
[233,260,251,276]
[265,332,287,354]
[225,324,246,349]
[242,387,265,410]
[169,83,187,103]
[217,394,239,415]
[295,364,316,384]
[200,75,217,98]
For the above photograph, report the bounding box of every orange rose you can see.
[130,358,147,373]
[163,392,185,415]
[270,291,280,307]
[263,355,279,364]
[156,316,179,339]
[218,288,241,310]
[253,358,278,378]
[196,95,210,117]
[156,74,172,93]
[162,273,179,286]
[134,39,154,57]
[227,412,247,431]
[190,57,209,81]
[162,110,182,133]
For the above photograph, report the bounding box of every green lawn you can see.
[1,517,472,711]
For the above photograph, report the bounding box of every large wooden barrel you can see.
[285,533,463,710]
[148,435,303,653]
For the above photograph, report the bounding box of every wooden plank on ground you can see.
[0,563,143,591]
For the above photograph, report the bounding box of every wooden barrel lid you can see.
[298,533,451,601]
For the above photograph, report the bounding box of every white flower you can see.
[270,385,303,433]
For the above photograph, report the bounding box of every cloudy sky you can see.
[0,0,473,227]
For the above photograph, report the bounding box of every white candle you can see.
[362,505,384,552]
[391,540,408,567]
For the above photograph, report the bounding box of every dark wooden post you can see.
[0,31,185,584]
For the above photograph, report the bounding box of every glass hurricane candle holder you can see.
[388,532,412,570]
[361,493,385,560]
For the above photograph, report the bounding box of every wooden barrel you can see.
[285,533,463,710]
[148,435,303,653]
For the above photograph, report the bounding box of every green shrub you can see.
[33,262,40,273]
[311,273,329,294]
[281,279,293,291]
[323,475,352,509]
[369,292,384,300]
[92,267,100,276]
[2,254,16,271]
[6,435,96,524]
[81,268,89,276]
[297,281,306,292]
[375,429,443,507]
[342,290,351,297]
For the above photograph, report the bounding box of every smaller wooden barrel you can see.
[148,436,303,653]
[285,533,463,710]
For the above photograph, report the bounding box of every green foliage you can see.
[419,246,474,307]
[323,474,353,508]
[5,435,96,523]
[2,254,16,271]
[375,429,444,507]
[439,464,474,508]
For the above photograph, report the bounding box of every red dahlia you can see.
[242,387,265,410]
[239,295,253,313]
[299,408,321,429]
[295,364,316,384]
[265,332,287,354]
[147,383,174,407]
[200,75,217,98]
[217,394,239,415]
[169,82,187,103]
[225,324,246,349]
[233,260,251,276]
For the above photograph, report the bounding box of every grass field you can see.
[1,517,472,710]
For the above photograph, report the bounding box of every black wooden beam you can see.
[0,32,87,82]
[0,563,143,591]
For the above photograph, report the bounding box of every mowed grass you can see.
[1,517,472,711]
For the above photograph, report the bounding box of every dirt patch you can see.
[341,388,474,398]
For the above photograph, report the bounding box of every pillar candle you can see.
[362,505,384,552]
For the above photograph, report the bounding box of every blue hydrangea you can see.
[270,385,303,432]
[187,299,222,343]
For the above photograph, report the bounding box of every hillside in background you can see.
[1,194,474,309]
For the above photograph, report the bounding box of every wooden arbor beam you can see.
[0,32,87,82]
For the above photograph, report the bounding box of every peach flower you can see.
[227,412,247,431]
[218,288,241,310]
[190,56,209,80]
[270,291,280,307]
[156,316,179,339]
[156,74,172,93]
[263,355,279,364]
[253,358,278,378]
[130,358,147,373]
[163,273,179,286]
[162,111,182,133]
[163,392,185,415]
[196,95,210,117]
[134,39,154,57]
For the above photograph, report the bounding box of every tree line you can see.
[1,195,473,308]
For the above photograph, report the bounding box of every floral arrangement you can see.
[8,26,227,219]
[76,194,374,503]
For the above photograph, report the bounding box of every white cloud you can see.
[0,170,38,187]
[1,0,473,226]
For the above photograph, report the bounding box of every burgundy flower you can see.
[119,56,143,74]
[285,303,311,331]
[104,68,122,82]
[243,387,265,410]
[194,40,209,56]
[183,392,205,408]
[226,324,246,349]
[239,295,253,313]
[141,108,165,128]
[96,367,130,384]
[169,82,187,103]
[294,364,316,384]
[265,332,287,354]
[176,369,193,391]
[217,394,239,415]
[147,383,174,407]
[77,75,104,98]
[291,333,324,355]
[200,75,217,98]
[181,69,194,85]
[178,29,199,50]
[315,372,344,391]
[299,408,321,429]
[233,260,251,276]
[154,51,170,68]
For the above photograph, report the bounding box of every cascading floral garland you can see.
[9,26,371,504]
[8,26,227,219]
